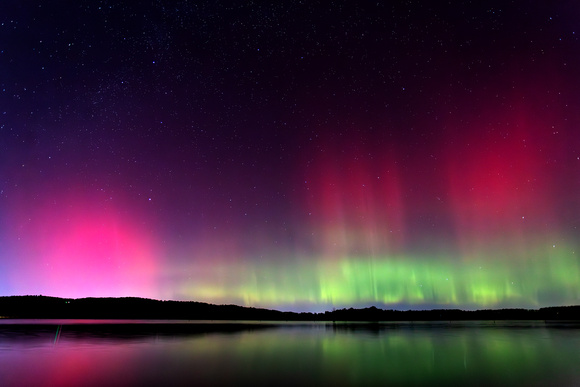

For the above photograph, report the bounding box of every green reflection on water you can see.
[2,322,580,386]
[186,324,580,386]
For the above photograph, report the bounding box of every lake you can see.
[1,320,579,386]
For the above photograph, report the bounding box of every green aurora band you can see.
[180,238,580,310]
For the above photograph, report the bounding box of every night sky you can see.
[1,1,580,312]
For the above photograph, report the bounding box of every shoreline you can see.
[1,295,579,321]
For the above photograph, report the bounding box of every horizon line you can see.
[2,294,578,315]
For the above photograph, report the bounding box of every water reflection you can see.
[0,321,579,386]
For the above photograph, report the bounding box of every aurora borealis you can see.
[1,1,579,312]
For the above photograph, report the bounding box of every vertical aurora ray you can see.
[174,102,580,311]
[443,105,563,256]
[299,144,408,258]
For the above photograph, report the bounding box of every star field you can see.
[1,1,580,311]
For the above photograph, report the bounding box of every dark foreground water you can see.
[1,320,579,386]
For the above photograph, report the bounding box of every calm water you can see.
[1,320,579,386]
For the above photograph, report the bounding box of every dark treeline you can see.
[1,296,580,321]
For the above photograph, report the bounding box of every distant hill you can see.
[1,296,579,321]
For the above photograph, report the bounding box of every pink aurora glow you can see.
[5,189,159,299]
